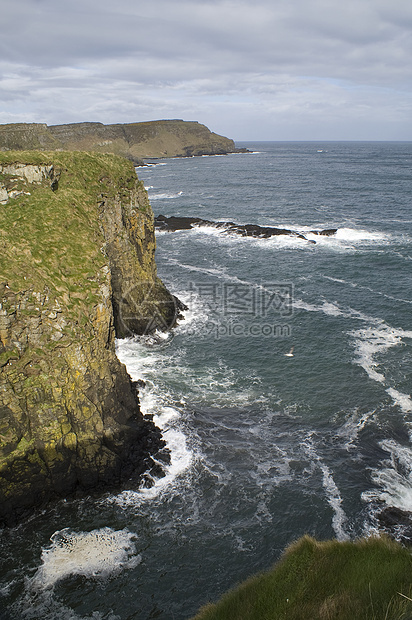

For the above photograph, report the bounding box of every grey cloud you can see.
[0,0,411,139]
[1,0,410,78]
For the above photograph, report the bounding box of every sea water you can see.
[1,141,411,619]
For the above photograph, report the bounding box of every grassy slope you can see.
[0,150,143,301]
[192,535,412,620]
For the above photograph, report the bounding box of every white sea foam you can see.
[293,298,348,318]
[148,191,183,200]
[259,234,310,250]
[322,275,355,286]
[386,388,412,414]
[294,295,406,330]
[303,435,349,541]
[172,223,392,253]
[309,300,344,316]
[191,224,232,238]
[335,228,389,243]
[113,339,195,505]
[350,324,412,412]
[173,289,213,336]
[115,427,194,507]
[319,463,350,541]
[362,439,412,512]
[31,528,139,590]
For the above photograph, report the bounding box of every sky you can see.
[1,0,411,141]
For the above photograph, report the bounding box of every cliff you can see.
[0,151,178,525]
[0,120,242,164]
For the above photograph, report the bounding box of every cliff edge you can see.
[0,120,243,164]
[0,151,178,525]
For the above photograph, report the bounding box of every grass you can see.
[0,150,144,298]
[191,535,412,620]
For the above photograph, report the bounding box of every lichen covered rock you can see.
[0,151,175,524]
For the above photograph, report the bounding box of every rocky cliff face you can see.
[0,120,241,163]
[0,151,176,525]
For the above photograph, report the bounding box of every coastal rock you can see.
[310,228,338,236]
[378,506,412,544]
[0,120,246,164]
[0,163,59,203]
[155,215,337,243]
[0,151,177,525]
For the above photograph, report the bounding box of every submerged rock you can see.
[0,151,177,525]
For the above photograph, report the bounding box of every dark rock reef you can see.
[155,215,337,243]
[0,151,179,525]
[0,120,246,165]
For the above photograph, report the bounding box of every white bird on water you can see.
[284,346,294,357]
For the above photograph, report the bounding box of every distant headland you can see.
[0,120,248,164]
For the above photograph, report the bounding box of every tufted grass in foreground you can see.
[191,535,412,620]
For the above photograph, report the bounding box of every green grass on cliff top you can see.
[0,151,143,299]
[191,535,412,620]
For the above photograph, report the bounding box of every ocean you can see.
[1,141,411,619]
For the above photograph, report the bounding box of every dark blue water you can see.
[1,142,411,619]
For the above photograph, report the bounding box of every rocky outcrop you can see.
[0,163,60,203]
[155,215,338,244]
[0,151,178,525]
[0,120,245,164]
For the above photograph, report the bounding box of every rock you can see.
[378,506,412,544]
[310,228,338,236]
[0,151,176,525]
[154,215,338,242]
[0,184,8,204]
[0,163,60,204]
[132,379,146,391]
[155,214,206,230]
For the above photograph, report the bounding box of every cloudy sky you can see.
[1,0,411,140]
